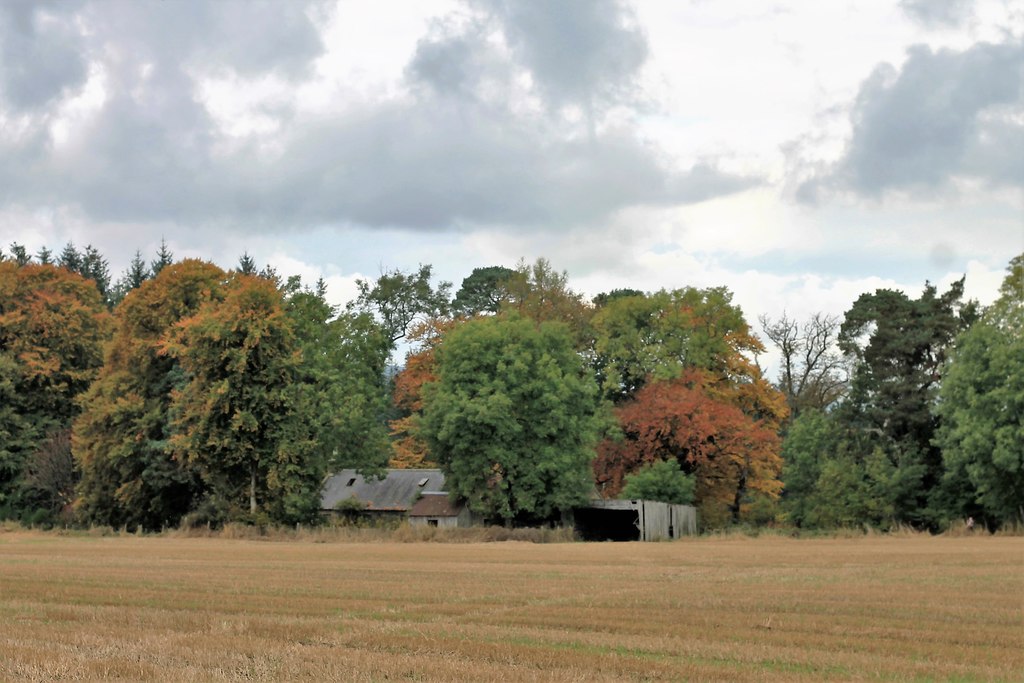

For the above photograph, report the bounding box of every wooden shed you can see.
[407,492,473,528]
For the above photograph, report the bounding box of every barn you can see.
[321,468,446,518]
[407,492,474,528]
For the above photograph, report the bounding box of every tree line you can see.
[0,242,1020,532]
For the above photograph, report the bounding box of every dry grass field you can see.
[0,531,1021,681]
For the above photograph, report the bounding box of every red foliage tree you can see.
[594,370,782,524]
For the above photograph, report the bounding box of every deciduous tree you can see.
[936,255,1024,526]
[286,278,393,481]
[165,275,317,523]
[591,287,765,404]
[500,258,593,349]
[620,459,695,505]
[759,312,848,418]
[388,318,456,468]
[74,260,226,529]
[421,314,600,525]
[0,262,111,512]
[351,264,451,346]
[594,371,782,526]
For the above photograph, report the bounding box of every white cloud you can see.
[1,0,1019,356]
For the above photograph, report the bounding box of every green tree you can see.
[779,410,842,527]
[165,275,319,523]
[110,250,150,306]
[237,252,258,275]
[936,255,1024,526]
[452,266,516,316]
[421,314,600,525]
[620,459,695,505]
[9,243,31,266]
[838,278,978,526]
[57,242,81,272]
[80,245,112,305]
[285,278,392,480]
[351,264,451,346]
[592,288,645,308]
[591,287,765,403]
[151,238,174,276]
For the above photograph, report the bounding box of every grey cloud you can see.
[55,94,755,230]
[899,0,974,28]
[407,20,506,100]
[800,40,1023,200]
[475,0,648,115]
[0,1,88,111]
[78,1,326,79]
[0,0,757,234]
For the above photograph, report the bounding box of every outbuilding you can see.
[407,492,473,528]
[574,499,697,541]
[321,468,446,518]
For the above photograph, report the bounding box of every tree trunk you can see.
[250,463,257,514]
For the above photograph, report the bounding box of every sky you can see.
[1,0,1021,368]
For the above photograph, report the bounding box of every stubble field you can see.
[0,531,1021,681]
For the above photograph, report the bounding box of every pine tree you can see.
[110,250,150,307]
[58,242,81,272]
[9,243,30,266]
[237,252,257,275]
[151,238,174,276]
[80,245,112,305]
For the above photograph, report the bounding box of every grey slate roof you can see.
[321,469,446,511]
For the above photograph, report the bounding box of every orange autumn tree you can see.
[74,260,228,529]
[0,261,112,512]
[388,317,458,468]
[594,370,782,525]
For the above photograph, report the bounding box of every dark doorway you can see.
[573,506,640,541]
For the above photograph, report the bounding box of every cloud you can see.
[899,0,974,28]
[473,0,648,116]
[0,0,756,236]
[0,1,88,111]
[798,39,1023,201]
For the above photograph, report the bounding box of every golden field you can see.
[0,531,1021,681]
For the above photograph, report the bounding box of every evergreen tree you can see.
[9,243,30,266]
[237,252,258,275]
[58,242,82,272]
[837,278,978,526]
[151,238,174,276]
[80,244,112,305]
[110,250,151,306]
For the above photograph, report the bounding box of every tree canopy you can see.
[935,256,1023,526]
[421,314,600,525]
[0,262,112,515]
